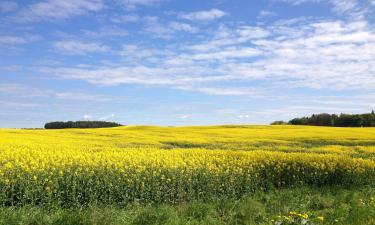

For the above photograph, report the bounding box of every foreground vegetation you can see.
[0,186,375,225]
[1,125,375,223]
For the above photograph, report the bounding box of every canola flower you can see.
[0,125,375,206]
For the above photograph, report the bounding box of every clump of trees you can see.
[270,121,289,125]
[44,121,123,129]
[271,111,375,127]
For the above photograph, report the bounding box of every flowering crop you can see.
[0,125,375,206]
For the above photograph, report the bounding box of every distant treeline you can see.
[271,111,375,127]
[44,121,123,129]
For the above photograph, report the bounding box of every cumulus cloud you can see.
[179,9,227,21]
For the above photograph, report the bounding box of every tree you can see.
[45,121,123,129]
[288,112,375,127]
[270,121,288,125]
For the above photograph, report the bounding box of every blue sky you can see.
[1,0,375,127]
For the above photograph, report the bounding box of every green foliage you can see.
[44,121,122,129]
[289,111,375,127]
[270,121,289,125]
[0,186,375,224]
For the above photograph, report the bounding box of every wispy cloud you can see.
[258,10,276,18]
[178,114,191,119]
[14,0,104,22]
[81,114,116,121]
[82,27,129,37]
[83,114,93,120]
[179,9,228,21]
[0,36,27,45]
[238,114,250,119]
[186,87,264,97]
[99,114,116,121]
[0,83,112,102]
[169,22,198,33]
[53,40,109,55]
[0,1,18,13]
[278,0,373,19]
[121,0,164,10]
[143,17,198,39]
[37,18,375,93]
[110,14,140,23]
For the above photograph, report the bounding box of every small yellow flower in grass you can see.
[318,216,324,221]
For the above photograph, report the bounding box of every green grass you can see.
[1,186,375,225]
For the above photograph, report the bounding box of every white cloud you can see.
[187,47,262,61]
[37,18,375,94]
[179,9,227,21]
[237,26,271,39]
[15,0,104,22]
[0,83,112,102]
[111,14,140,23]
[143,18,198,39]
[53,40,109,55]
[278,0,372,19]
[0,1,17,13]
[82,27,129,37]
[121,0,163,10]
[169,22,198,33]
[0,36,27,45]
[278,0,321,5]
[0,35,42,46]
[0,100,42,109]
[178,115,191,119]
[99,114,115,121]
[258,10,276,18]
[83,114,93,120]
[82,114,116,121]
[190,87,264,97]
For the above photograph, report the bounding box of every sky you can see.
[1,0,375,128]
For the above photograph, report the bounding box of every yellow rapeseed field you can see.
[1,125,375,206]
